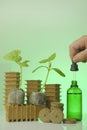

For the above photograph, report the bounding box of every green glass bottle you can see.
[67,80,82,121]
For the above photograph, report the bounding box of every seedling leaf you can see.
[18,60,30,67]
[32,66,48,73]
[3,50,22,62]
[52,68,65,77]
[48,53,56,61]
[39,59,49,63]
[39,53,56,63]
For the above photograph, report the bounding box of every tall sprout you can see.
[32,53,65,92]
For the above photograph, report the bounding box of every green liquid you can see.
[67,93,82,120]
[67,80,82,121]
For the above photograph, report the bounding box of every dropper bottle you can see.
[67,62,82,121]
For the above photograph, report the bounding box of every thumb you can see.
[73,49,87,62]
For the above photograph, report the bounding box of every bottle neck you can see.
[71,80,78,87]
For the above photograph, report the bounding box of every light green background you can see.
[0,0,87,121]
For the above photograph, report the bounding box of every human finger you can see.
[69,35,87,60]
[73,49,87,62]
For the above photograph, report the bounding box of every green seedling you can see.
[3,50,30,88]
[32,53,65,92]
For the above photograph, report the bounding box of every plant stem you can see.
[41,62,51,92]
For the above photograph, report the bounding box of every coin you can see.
[5,72,20,78]
[63,118,77,124]
[38,108,50,122]
[49,109,64,123]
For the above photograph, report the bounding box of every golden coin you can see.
[51,102,64,107]
[49,109,64,123]
[50,106,63,112]
[63,118,77,124]
[46,92,60,97]
[46,96,60,101]
[5,77,20,81]
[45,84,60,90]
[26,80,42,85]
[38,108,50,122]
[5,72,20,78]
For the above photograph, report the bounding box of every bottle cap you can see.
[71,80,77,85]
[70,62,78,71]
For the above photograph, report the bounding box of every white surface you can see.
[0,120,85,130]
[0,112,87,130]
[0,121,87,130]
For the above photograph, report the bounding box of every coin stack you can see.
[50,102,64,112]
[25,80,42,104]
[4,72,20,105]
[45,84,61,107]
[38,107,64,124]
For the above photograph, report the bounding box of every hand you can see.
[69,35,87,63]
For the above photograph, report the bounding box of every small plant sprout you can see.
[3,50,30,89]
[32,53,65,92]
